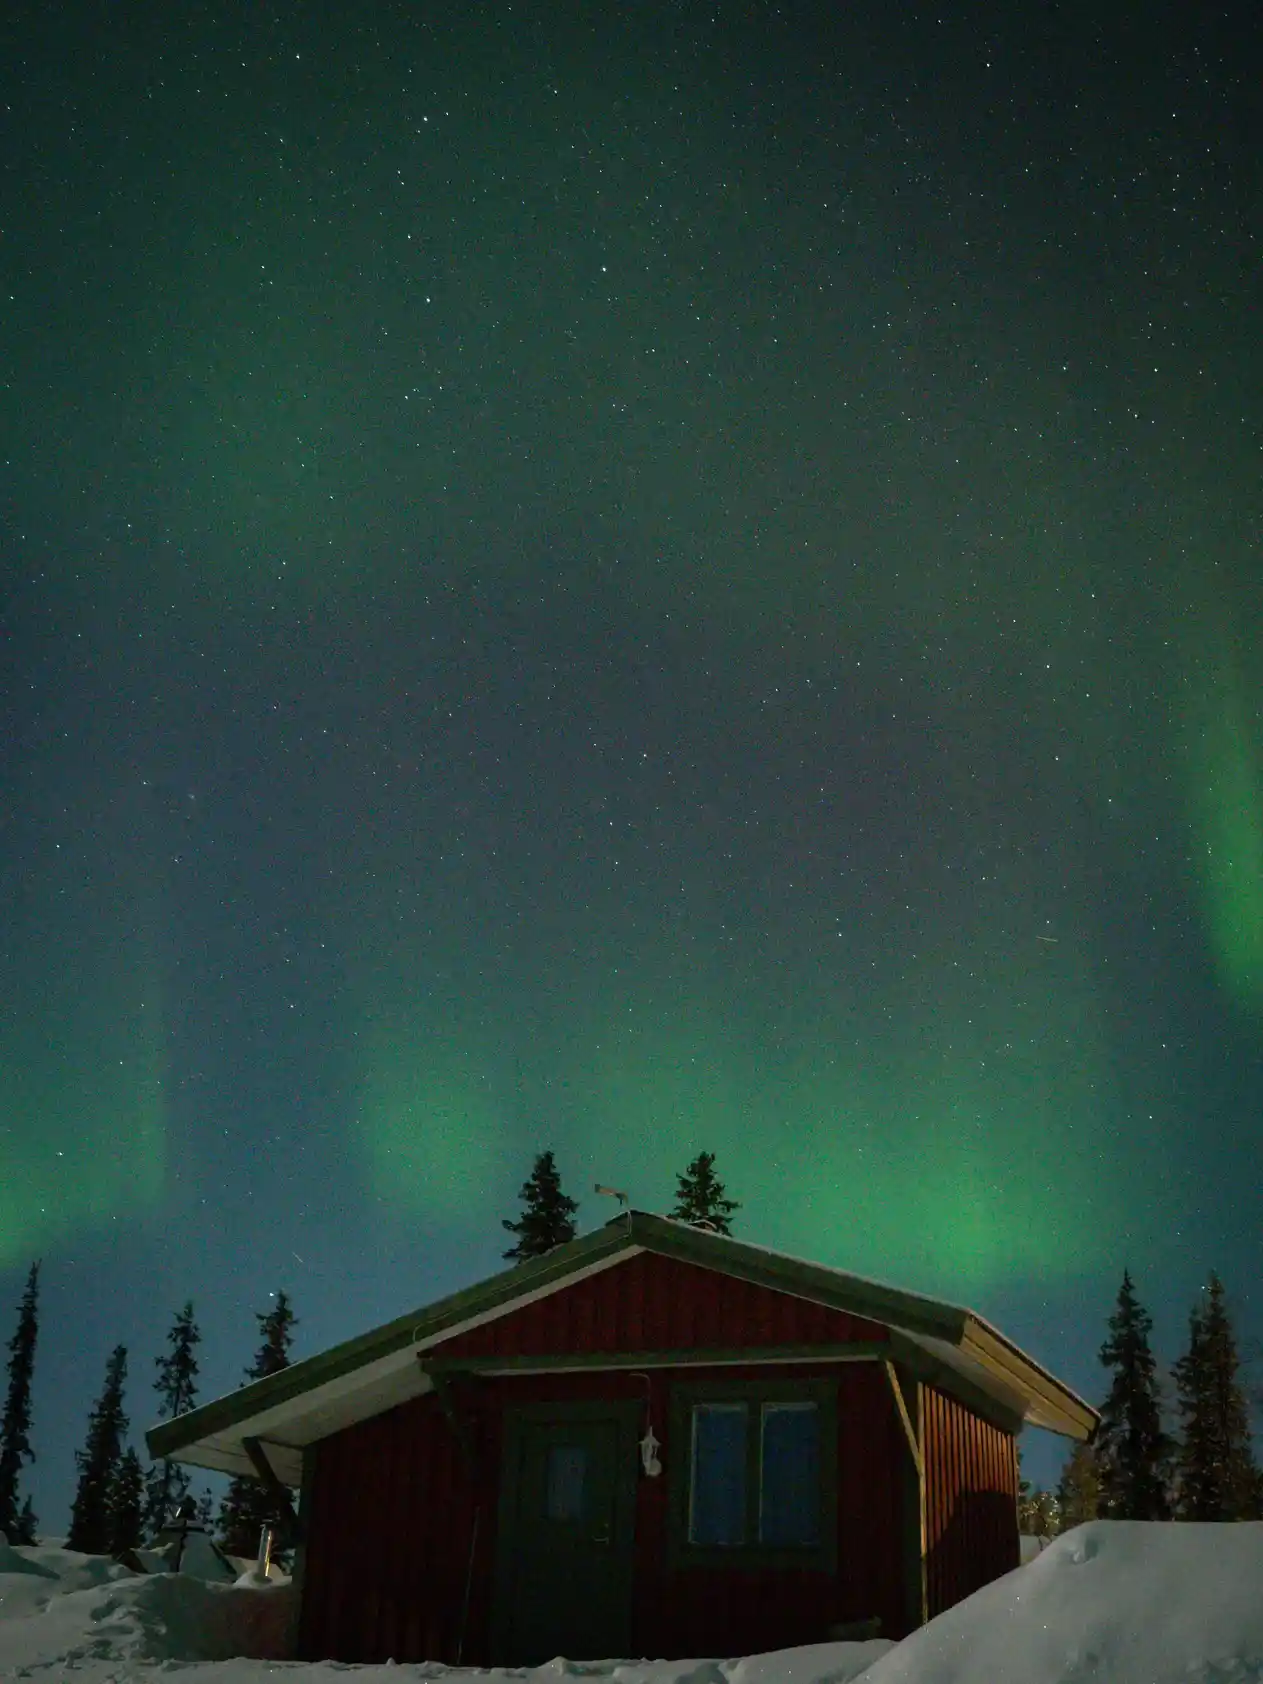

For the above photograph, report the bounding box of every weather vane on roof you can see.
[594,1183,629,1208]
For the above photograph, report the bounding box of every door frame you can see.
[491,1397,642,1664]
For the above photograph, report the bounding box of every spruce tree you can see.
[218,1292,298,1560]
[1095,1269,1171,1518]
[669,1150,740,1234]
[1056,1442,1101,1531]
[502,1151,579,1261]
[1171,1273,1259,1520]
[67,1345,129,1554]
[107,1448,146,1556]
[144,1301,201,1534]
[0,1262,40,1543]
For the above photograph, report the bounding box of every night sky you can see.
[2,0,1260,1529]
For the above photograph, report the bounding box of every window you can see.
[759,1403,821,1546]
[690,1405,747,1545]
[545,1443,587,1522]
[671,1379,836,1568]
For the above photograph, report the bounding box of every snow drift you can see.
[2,1521,1262,1682]
[861,1520,1263,1683]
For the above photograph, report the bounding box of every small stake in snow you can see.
[255,1523,273,1582]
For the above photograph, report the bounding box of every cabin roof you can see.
[147,1211,1097,1484]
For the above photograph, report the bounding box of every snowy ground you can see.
[3,1523,1262,1683]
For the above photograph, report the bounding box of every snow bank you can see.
[0,1539,295,1676]
[861,1521,1263,1684]
[3,1522,1263,1683]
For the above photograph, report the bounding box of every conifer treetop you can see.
[669,1150,740,1235]
[502,1150,579,1262]
[248,1291,297,1381]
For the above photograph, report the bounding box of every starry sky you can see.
[2,0,1260,1528]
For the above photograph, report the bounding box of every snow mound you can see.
[4,1522,1263,1684]
[0,1533,58,1580]
[860,1520,1263,1684]
[725,1640,894,1684]
[0,1541,294,1673]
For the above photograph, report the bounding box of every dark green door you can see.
[494,1402,639,1664]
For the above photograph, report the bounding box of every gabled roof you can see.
[146,1212,1097,1484]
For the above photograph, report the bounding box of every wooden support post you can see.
[417,1359,480,1478]
[241,1435,303,1542]
[884,1361,927,1629]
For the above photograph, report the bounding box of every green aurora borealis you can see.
[1,0,1260,1521]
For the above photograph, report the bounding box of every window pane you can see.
[690,1404,748,1546]
[760,1403,821,1546]
[545,1443,587,1522]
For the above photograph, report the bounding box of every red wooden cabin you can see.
[148,1212,1095,1664]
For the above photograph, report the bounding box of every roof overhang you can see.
[147,1212,1096,1482]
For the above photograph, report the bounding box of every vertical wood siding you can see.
[921,1384,1018,1617]
[431,1251,890,1359]
[298,1358,909,1664]
[298,1391,491,1664]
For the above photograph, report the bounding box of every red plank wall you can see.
[921,1383,1020,1617]
[297,1360,909,1664]
[432,1250,890,1359]
[298,1392,487,1665]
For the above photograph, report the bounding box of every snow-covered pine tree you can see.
[144,1301,201,1535]
[1056,1442,1101,1530]
[0,1262,40,1544]
[502,1151,579,1261]
[67,1345,129,1554]
[107,1447,146,1556]
[1095,1269,1171,1518]
[668,1151,740,1234]
[1171,1272,1259,1520]
[218,1292,298,1560]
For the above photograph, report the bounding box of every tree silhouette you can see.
[144,1301,201,1535]
[0,1262,40,1543]
[502,1150,579,1261]
[1095,1270,1171,1519]
[669,1151,740,1234]
[1172,1273,1259,1520]
[67,1346,129,1554]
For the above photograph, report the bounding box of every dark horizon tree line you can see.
[0,1270,298,1558]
